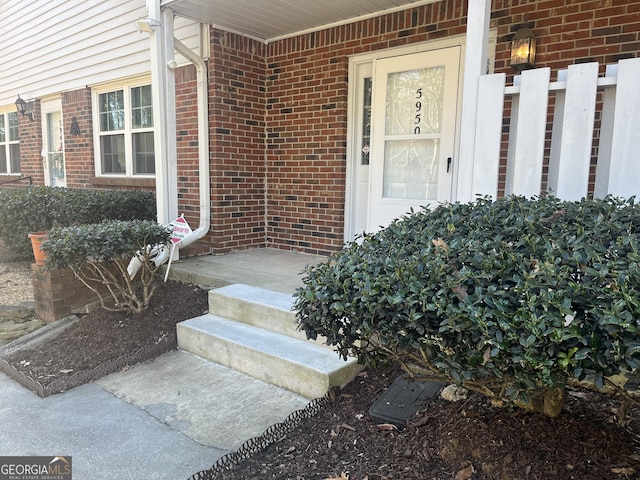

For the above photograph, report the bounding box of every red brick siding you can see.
[62,89,95,188]
[12,102,44,186]
[208,31,267,253]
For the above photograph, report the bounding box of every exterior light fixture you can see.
[510,25,536,73]
[15,95,34,121]
[134,17,161,33]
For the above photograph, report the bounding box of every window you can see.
[0,112,20,174]
[96,84,154,176]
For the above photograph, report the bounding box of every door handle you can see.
[447,157,452,173]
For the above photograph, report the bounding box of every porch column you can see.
[455,0,491,202]
[148,0,178,224]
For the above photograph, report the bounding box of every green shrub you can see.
[0,186,156,258]
[294,196,640,416]
[41,220,171,314]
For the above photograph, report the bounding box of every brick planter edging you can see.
[32,263,135,322]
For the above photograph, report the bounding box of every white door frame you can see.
[344,32,496,242]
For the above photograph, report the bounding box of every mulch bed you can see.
[0,280,209,396]
[218,366,640,480]
[1,280,640,479]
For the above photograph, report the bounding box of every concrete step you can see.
[207,284,314,343]
[177,314,362,399]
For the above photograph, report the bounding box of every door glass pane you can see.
[361,77,372,165]
[0,148,6,173]
[383,139,439,200]
[0,116,5,142]
[383,66,444,200]
[385,67,444,135]
[100,135,125,174]
[47,112,63,183]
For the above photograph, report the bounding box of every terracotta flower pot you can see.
[28,231,48,266]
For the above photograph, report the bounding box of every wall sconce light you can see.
[134,17,161,33]
[510,24,536,73]
[15,95,34,121]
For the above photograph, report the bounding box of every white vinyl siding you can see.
[0,0,204,107]
[0,112,20,174]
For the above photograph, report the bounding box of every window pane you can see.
[133,132,155,174]
[9,144,20,173]
[8,112,19,141]
[131,85,153,129]
[99,91,125,131]
[100,134,125,174]
[0,148,6,173]
[0,115,5,143]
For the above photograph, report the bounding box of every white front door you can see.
[41,99,66,187]
[347,47,461,239]
[367,47,460,231]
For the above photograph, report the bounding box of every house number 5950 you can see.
[414,88,422,134]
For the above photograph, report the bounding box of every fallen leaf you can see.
[432,238,449,251]
[611,467,636,475]
[408,415,430,428]
[323,473,349,480]
[455,464,475,480]
[375,423,398,431]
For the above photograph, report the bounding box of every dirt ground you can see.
[1,264,639,479]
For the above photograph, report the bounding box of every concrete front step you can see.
[208,283,321,344]
[177,314,362,399]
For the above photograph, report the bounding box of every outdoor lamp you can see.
[15,95,34,121]
[510,25,536,73]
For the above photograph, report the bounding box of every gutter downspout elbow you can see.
[173,37,210,250]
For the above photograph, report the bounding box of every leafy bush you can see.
[295,196,640,416]
[41,220,171,314]
[0,186,156,258]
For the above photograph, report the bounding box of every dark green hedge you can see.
[0,186,156,258]
[295,196,640,408]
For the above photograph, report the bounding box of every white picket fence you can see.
[470,57,640,201]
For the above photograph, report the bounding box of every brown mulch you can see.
[0,280,209,389]
[220,364,640,480]
[2,281,640,479]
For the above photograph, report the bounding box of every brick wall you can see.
[208,31,267,253]
[11,102,44,186]
[62,89,95,188]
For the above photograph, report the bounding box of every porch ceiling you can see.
[161,0,441,43]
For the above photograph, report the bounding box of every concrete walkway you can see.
[0,249,329,480]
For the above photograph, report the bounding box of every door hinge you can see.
[447,157,452,173]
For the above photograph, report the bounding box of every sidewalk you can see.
[0,249,327,480]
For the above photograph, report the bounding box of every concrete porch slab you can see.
[166,248,327,294]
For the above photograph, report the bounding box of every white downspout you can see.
[172,37,210,249]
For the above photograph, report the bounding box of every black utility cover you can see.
[369,375,446,429]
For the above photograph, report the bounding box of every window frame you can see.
[0,111,20,175]
[92,79,155,178]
